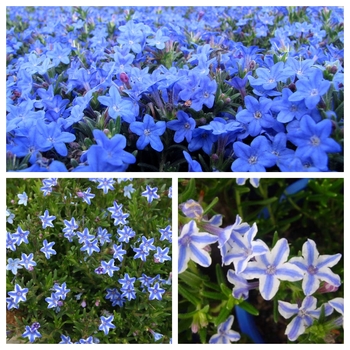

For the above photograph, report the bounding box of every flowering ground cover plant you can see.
[6,6,343,172]
[178,178,343,343]
[6,178,172,343]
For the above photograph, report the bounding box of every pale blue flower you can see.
[99,315,116,335]
[39,209,56,229]
[154,246,171,263]
[6,258,23,274]
[123,184,135,199]
[240,238,304,300]
[209,315,240,344]
[178,220,218,274]
[278,296,333,341]
[328,297,344,315]
[227,270,259,300]
[17,192,28,206]
[8,284,29,304]
[289,239,342,295]
[148,282,165,300]
[22,324,41,343]
[18,253,37,270]
[6,208,15,224]
[142,185,160,203]
[96,178,115,194]
[40,239,56,259]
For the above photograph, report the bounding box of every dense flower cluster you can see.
[178,196,343,342]
[6,178,172,344]
[6,6,343,172]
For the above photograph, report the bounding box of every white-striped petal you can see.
[278,300,299,319]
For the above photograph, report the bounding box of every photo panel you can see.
[178,177,344,344]
[6,177,172,344]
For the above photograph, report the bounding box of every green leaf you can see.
[178,284,201,306]
[200,290,227,301]
[202,197,219,216]
[239,301,259,316]
[198,327,207,344]
[179,178,196,203]
[214,303,232,326]
[178,270,203,289]
[272,231,279,248]
[216,264,226,287]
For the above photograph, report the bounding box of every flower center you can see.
[184,122,190,129]
[298,309,308,318]
[180,235,192,246]
[254,111,262,119]
[266,264,276,275]
[307,265,318,275]
[248,155,258,164]
[144,129,151,136]
[310,135,320,146]
[310,88,319,96]
[290,104,298,112]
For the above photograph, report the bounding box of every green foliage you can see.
[6,178,172,344]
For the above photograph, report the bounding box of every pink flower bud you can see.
[120,72,129,83]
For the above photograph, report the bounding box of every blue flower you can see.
[287,115,341,171]
[235,95,275,137]
[6,208,15,223]
[6,232,17,251]
[112,243,127,262]
[118,273,136,289]
[147,28,170,49]
[62,217,79,242]
[17,192,28,206]
[209,315,240,344]
[99,315,116,336]
[6,258,23,274]
[97,227,112,245]
[130,114,166,152]
[183,151,203,172]
[117,226,135,243]
[328,297,344,315]
[227,270,259,300]
[12,226,30,245]
[22,325,41,343]
[278,296,333,341]
[148,282,165,300]
[53,282,70,300]
[140,236,156,253]
[231,136,276,172]
[96,178,115,194]
[178,220,219,274]
[59,334,73,344]
[6,297,19,310]
[123,184,135,199]
[101,259,120,277]
[8,284,29,304]
[288,68,331,109]
[39,209,56,229]
[167,110,196,143]
[76,228,95,244]
[133,246,149,262]
[221,223,269,273]
[179,199,204,219]
[154,246,171,263]
[289,239,342,295]
[98,85,137,123]
[40,239,56,259]
[141,185,160,203]
[159,225,172,242]
[80,239,100,256]
[77,187,95,205]
[240,238,304,300]
[236,178,260,188]
[121,285,137,301]
[149,329,163,341]
[45,292,61,308]
[18,253,37,270]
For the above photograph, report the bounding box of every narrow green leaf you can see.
[202,197,219,216]
[272,231,279,248]
[178,284,201,306]
[200,290,227,301]
[178,310,199,319]
[178,270,203,289]
[198,327,207,344]
[239,300,259,316]
[216,264,226,286]
[179,178,196,203]
[215,304,232,326]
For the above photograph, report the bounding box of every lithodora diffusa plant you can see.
[178,178,343,344]
[6,178,172,344]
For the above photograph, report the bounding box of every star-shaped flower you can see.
[154,246,171,263]
[12,226,30,246]
[289,239,342,295]
[18,253,37,270]
[8,284,29,304]
[99,315,116,336]
[178,220,218,274]
[17,192,28,206]
[148,282,165,300]
[96,178,115,194]
[77,187,95,205]
[141,185,160,203]
[80,238,100,256]
[40,239,56,259]
[101,259,120,277]
[209,315,240,344]
[22,325,41,343]
[159,225,172,242]
[240,238,304,300]
[6,258,23,274]
[39,209,56,229]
